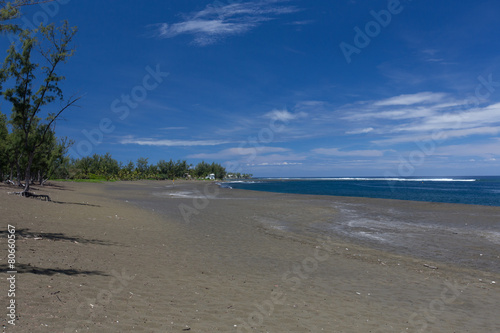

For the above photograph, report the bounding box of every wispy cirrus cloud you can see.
[435,139,500,157]
[243,153,307,166]
[250,161,303,166]
[373,126,500,145]
[313,148,386,157]
[345,127,374,135]
[152,0,299,46]
[373,92,447,106]
[119,136,229,147]
[188,146,289,159]
[395,103,500,132]
[342,92,500,147]
[263,108,308,122]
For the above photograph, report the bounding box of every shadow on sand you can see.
[51,200,101,207]
[0,228,117,246]
[1,263,109,276]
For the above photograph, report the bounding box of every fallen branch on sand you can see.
[423,264,438,269]
[7,191,51,201]
[4,180,25,187]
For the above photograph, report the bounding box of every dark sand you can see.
[1,180,499,332]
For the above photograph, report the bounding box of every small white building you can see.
[206,173,215,180]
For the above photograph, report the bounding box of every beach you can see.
[1,180,499,332]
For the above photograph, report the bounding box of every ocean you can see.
[223,176,500,207]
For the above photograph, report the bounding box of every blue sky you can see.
[2,0,500,177]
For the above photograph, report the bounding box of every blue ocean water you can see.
[225,176,500,206]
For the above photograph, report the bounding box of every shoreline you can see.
[222,177,500,207]
[1,180,499,332]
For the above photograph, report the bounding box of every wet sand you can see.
[1,180,499,332]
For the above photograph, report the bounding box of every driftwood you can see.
[8,191,51,201]
[4,180,24,187]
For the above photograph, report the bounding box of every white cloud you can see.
[434,139,500,157]
[156,20,253,45]
[153,1,299,45]
[189,146,289,158]
[250,161,303,166]
[344,105,441,122]
[346,127,374,135]
[373,92,447,106]
[373,126,500,145]
[397,103,500,132]
[288,20,315,26]
[244,153,307,166]
[264,109,307,122]
[119,136,229,147]
[342,93,500,147]
[313,148,385,157]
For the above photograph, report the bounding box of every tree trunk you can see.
[23,152,35,193]
[16,159,22,186]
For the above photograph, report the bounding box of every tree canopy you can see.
[0,20,78,192]
[1,0,56,32]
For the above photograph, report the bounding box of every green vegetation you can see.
[0,1,79,193]
[0,2,252,190]
[1,1,53,31]
[58,154,232,181]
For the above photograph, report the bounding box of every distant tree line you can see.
[0,137,252,183]
[0,148,253,182]
[49,154,245,181]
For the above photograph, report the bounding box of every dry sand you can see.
[0,180,499,332]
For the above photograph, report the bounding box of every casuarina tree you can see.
[1,20,79,194]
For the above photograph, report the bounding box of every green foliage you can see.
[70,153,120,180]
[193,160,226,179]
[135,157,148,174]
[157,159,192,179]
[61,154,229,182]
[0,18,78,192]
[1,1,60,33]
